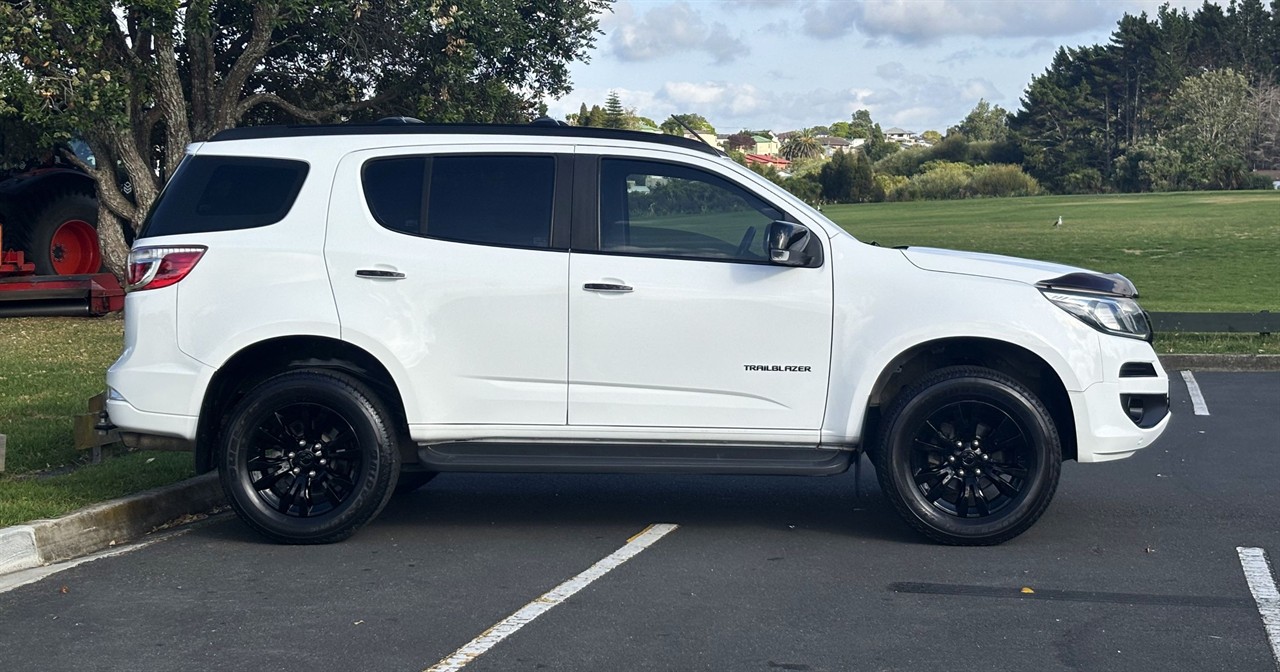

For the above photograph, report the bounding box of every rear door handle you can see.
[583,283,632,293]
[356,269,406,279]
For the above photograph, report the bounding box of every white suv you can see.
[106,121,1170,545]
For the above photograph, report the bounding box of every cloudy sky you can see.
[545,0,1202,135]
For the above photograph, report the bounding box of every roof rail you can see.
[207,122,721,156]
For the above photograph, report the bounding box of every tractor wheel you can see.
[26,192,102,276]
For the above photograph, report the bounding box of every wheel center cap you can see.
[295,450,316,467]
[961,449,978,465]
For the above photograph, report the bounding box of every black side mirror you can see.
[766,221,812,267]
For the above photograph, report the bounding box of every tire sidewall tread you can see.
[873,365,1062,546]
[219,368,401,544]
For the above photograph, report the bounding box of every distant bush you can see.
[1063,168,1105,194]
[907,161,973,200]
[969,164,1041,197]
[873,146,931,177]
[874,173,911,201]
[1244,172,1278,190]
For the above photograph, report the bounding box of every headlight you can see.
[1041,291,1152,341]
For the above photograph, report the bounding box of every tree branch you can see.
[215,2,281,131]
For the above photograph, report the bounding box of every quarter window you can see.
[599,159,784,262]
[363,155,555,249]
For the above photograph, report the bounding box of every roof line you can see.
[207,123,722,156]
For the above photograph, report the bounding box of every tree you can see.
[660,113,715,135]
[726,132,756,152]
[0,0,605,276]
[1167,68,1259,187]
[921,130,943,144]
[952,99,1010,142]
[602,91,627,129]
[819,151,859,202]
[780,132,822,160]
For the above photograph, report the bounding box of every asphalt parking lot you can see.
[1,371,1278,672]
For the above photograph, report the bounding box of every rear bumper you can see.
[104,399,198,443]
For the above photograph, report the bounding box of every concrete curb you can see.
[0,472,223,576]
[1159,354,1280,372]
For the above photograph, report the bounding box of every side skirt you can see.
[416,441,855,476]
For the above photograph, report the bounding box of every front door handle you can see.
[583,283,632,293]
[356,269,406,279]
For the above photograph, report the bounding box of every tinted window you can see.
[599,159,783,262]
[363,155,555,249]
[141,156,308,237]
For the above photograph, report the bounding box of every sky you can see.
[544,0,1204,135]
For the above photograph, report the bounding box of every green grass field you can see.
[822,191,1280,312]
[0,316,192,525]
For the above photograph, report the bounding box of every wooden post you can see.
[0,434,6,473]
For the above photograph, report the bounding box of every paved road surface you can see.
[2,372,1277,671]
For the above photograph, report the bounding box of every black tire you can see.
[393,470,437,495]
[219,369,401,544]
[872,366,1061,546]
[24,192,102,275]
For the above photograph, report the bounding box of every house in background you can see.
[751,134,780,156]
[885,127,914,144]
[744,154,790,171]
[817,135,867,156]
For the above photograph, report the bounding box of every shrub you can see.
[908,161,973,200]
[969,164,1041,197]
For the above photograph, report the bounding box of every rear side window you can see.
[141,156,309,237]
[362,155,555,249]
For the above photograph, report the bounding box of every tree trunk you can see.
[96,203,132,282]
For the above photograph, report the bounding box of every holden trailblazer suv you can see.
[105,120,1170,546]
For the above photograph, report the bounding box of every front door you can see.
[568,154,833,430]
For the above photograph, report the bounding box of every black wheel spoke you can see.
[988,473,1020,498]
[242,402,365,520]
[974,481,991,516]
[954,480,970,517]
[251,469,289,492]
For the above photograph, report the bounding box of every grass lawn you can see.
[822,191,1280,313]
[0,316,193,526]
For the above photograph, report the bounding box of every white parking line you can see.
[1181,370,1210,416]
[1237,547,1280,666]
[424,523,679,672]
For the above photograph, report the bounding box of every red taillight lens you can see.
[126,246,207,291]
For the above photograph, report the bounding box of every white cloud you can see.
[801,0,1197,44]
[609,1,749,65]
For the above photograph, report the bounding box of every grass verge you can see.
[0,315,193,527]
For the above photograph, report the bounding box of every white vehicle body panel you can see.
[325,143,572,426]
[104,129,1170,472]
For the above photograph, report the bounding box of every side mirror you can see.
[766,221,812,267]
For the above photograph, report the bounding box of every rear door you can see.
[326,145,573,427]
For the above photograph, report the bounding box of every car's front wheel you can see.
[219,370,400,544]
[873,366,1061,545]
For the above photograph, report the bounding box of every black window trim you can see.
[571,155,823,268]
[360,151,572,253]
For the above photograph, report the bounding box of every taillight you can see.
[126,246,207,291]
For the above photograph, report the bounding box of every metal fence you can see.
[1149,311,1276,334]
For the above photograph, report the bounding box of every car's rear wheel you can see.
[220,370,400,544]
[873,366,1061,545]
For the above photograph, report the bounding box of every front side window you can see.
[599,159,784,262]
[363,154,555,249]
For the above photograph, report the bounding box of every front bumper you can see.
[1071,380,1170,462]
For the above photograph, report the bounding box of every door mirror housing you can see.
[766,221,814,267]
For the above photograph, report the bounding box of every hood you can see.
[900,247,1137,297]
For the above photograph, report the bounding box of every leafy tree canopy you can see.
[0,0,607,274]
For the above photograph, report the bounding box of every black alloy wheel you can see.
[873,366,1061,545]
[220,370,400,544]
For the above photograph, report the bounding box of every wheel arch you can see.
[194,335,410,474]
[862,337,1078,462]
